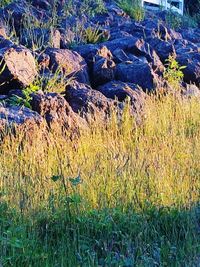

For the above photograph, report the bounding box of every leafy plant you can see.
[6,83,40,109]
[164,54,186,89]
[118,0,145,22]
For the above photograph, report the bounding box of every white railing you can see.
[141,0,184,15]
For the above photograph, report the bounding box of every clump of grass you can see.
[166,9,198,29]
[0,93,200,265]
[63,0,106,18]
[84,25,107,44]
[118,0,145,22]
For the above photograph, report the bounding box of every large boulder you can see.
[176,52,200,86]
[97,81,146,112]
[116,62,157,91]
[146,37,175,62]
[128,39,164,73]
[179,29,200,44]
[0,38,37,93]
[74,37,144,61]
[45,48,90,84]
[65,81,116,118]
[92,58,116,86]
[0,105,44,136]
[31,92,83,131]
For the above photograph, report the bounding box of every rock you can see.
[180,29,200,44]
[177,52,200,86]
[183,84,200,98]
[101,36,141,53]
[97,80,146,112]
[37,53,50,70]
[65,81,116,118]
[96,46,113,60]
[31,0,52,10]
[31,92,82,131]
[45,48,90,84]
[151,24,182,41]
[97,80,137,100]
[73,37,141,61]
[0,38,37,93]
[73,44,111,65]
[109,30,133,40]
[118,22,146,39]
[129,39,164,73]
[116,62,157,91]
[146,37,175,62]
[92,58,116,86]
[0,105,44,136]
[112,48,130,63]
[0,20,7,38]
[0,36,15,49]
[2,1,48,35]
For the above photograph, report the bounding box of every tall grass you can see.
[0,94,200,266]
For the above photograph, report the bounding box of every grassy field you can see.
[0,94,200,266]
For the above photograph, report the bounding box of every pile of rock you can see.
[0,0,199,136]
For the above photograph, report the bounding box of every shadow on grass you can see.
[0,201,199,266]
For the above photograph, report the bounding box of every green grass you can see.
[118,0,145,22]
[0,94,200,266]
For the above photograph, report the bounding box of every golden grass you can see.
[0,94,199,211]
[0,93,200,266]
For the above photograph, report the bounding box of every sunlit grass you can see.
[0,93,200,266]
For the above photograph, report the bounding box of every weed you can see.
[118,0,145,22]
[164,54,186,89]
[6,83,39,109]
[84,26,104,44]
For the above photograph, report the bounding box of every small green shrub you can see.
[164,54,186,89]
[6,83,40,109]
[80,0,106,17]
[118,0,145,22]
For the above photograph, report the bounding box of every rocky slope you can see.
[0,0,199,136]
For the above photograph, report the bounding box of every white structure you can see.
[142,0,184,15]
